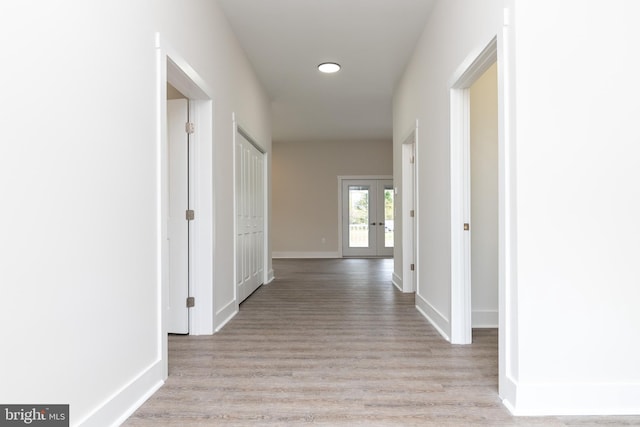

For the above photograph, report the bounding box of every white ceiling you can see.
[217,0,436,143]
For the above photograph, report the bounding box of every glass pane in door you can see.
[348,185,369,247]
[384,186,394,247]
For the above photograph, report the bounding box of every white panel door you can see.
[236,132,264,303]
[342,179,394,257]
[167,99,189,333]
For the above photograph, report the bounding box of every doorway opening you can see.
[449,33,515,406]
[157,34,215,379]
[469,63,499,330]
[339,177,393,257]
[450,38,503,344]
[449,37,498,345]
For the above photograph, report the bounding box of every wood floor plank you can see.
[123,258,640,426]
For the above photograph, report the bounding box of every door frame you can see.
[156,34,215,378]
[337,175,393,257]
[232,115,269,310]
[450,37,498,345]
[448,31,516,404]
[401,122,418,293]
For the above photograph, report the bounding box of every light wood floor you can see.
[124,258,640,426]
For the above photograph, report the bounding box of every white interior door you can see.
[236,131,264,303]
[167,99,189,333]
[402,139,417,293]
[342,179,394,257]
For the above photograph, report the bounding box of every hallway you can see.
[124,259,637,426]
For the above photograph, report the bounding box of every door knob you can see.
[371,222,376,226]
[379,222,384,226]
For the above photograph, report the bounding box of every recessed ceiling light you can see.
[318,62,341,74]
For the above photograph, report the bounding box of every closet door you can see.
[236,132,264,303]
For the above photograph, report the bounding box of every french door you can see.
[342,179,394,257]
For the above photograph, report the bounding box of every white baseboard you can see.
[77,360,163,427]
[415,292,450,342]
[214,299,237,333]
[507,380,640,416]
[272,251,340,259]
[392,272,403,291]
[472,309,498,328]
[266,268,275,284]
[500,374,518,414]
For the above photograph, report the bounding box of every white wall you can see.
[394,0,640,416]
[470,62,498,328]
[508,0,640,415]
[158,2,273,326]
[0,1,271,425]
[393,0,503,343]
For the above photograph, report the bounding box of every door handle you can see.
[371,222,376,226]
[379,222,384,226]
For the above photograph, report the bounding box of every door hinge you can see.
[410,156,415,164]
[186,210,195,221]
[410,209,415,218]
[410,263,415,271]
[464,223,470,231]
[186,296,195,308]
[185,122,195,134]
